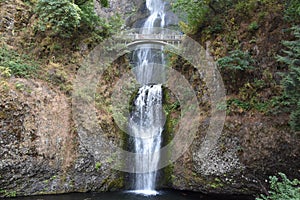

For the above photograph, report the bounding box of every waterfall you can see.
[129,0,166,195]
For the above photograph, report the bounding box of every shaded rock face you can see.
[169,59,300,195]
[172,115,299,194]
[94,0,178,29]
[0,79,122,197]
[94,0,147,27]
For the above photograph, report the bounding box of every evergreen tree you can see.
[277,26,300,131]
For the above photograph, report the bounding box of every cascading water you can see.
[129,85,164,194]
[129,0,166,195]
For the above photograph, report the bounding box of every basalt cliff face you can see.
[0,0,299,198]
[0,78,123,197]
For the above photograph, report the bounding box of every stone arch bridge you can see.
[122,34,184,47]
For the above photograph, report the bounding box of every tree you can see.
[35,0,82,38]
[35,0,114,38]
[277,26,300,131]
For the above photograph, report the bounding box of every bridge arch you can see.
[126,40,178,48]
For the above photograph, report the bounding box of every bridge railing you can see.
[123,34,184,41]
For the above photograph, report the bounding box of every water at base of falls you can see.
[127,189,160,196]
[12,190,255,200]
[130,0,166,195]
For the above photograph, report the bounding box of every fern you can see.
[217,50,255,71]
[256,173,300,200]
[284,0,300,24]
[217,50,255,92]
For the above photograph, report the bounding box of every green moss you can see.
[95,162,102,171]
[128,88,139,113]
[160,86,181,187]
[209,177,224,189]
[0,190,17,198]
[108,176,124,190]
[43,180,49,184]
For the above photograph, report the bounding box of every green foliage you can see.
[76,0,101,31]
[248,21,259,31]
[171,0,273,33]
[210,178,224,189]
[35,0,82,38]
[98,15,124,37]
[256,173,300,200]
[23,0,38,5]
[227,98,251,112]
[234,0,256,14]
[77,0,121,36]
[277,26,300,131]
[95,162,102,171]
[35,0,121,39]
[100,0,109,7]
[171,0,210,33]
[0,66,11,78]
[234,0,279,15]
[0,45,37,77]
[0,190,17,198]
[290,101,300,131]
[234,0,261,14]
[284,0,300,24]
[217,50,255,92]
[217,50,255,71]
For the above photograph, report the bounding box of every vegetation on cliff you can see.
[0,0,122,94]
[256,173,300,200]
[169,0,300,196]
[35,0,120,39]
[171,0,300,131]
[277,26,300,131]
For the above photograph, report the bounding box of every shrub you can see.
[248,21,259,31]
[171,0,210,33]
[277,26,300,131]
[234,0,258,14]
[217,50,255,71]
[284,0,300,24]
[35,0,82,38]
[0,66,11,78]
[35,0,120,39]
[217,50,255,92]
[76,0,102,31]
[0,66,11,92]
[0,45,37,77]
[95,162,102,171]
[170,0,235,33]
[100,0,109,8]
[256,173,300,200]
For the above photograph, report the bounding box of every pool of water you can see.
[12,190,255,200]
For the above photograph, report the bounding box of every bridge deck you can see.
[123,34,183,42]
